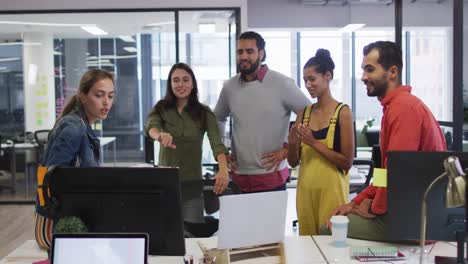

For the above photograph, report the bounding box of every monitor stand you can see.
[434,231,466,264]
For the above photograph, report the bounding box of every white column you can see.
[22,32,56,132]
[341,32,352,107]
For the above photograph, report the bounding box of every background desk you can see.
[313,235,459,263]
[98,136,116,166]
[0,236,326,264]
[1,138,115,195]
[0,142,37,193]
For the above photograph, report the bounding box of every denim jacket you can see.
[42,109,100,167]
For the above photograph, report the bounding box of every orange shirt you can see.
[353,85,446,214]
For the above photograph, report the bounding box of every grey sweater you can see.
[214,69,310,175]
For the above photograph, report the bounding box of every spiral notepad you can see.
[351,246,406,262]
[351,246,398,257]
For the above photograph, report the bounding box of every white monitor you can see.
[51,233,148,264]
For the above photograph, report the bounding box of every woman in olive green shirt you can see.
[145,63,229,223]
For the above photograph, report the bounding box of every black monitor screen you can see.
[387,151,467,241]
[48,167,185,256]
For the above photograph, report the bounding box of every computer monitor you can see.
[47,167,185,256]
[51,233,149,264]
[386,151,467,242]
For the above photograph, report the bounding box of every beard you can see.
[367,75,389,97]
[238,57,261,75]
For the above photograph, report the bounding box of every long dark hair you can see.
[59,69,114,122]
[153,63,205,123]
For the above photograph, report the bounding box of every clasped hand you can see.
[288,123,317,147]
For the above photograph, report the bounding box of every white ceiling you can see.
[0,10,234,40]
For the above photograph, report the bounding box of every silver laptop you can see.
[51,233,148,264]
[217,190,288,249]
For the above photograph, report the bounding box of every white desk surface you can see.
[0,236,326,264]
[1,142,36,149]
[2,140,115,149]
[98,136,116,146]
[0,139,113,149]
[313,235,459,264]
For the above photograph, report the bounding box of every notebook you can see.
[351,246,406,262]
[217,190,288,249]
[51,233,148,264]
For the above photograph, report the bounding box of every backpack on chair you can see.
[36,165,61,221]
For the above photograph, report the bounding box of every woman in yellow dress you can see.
[288,49,354,235]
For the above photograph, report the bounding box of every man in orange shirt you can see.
[322,41,446,241]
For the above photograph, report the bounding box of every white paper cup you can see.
[330,215,349,247]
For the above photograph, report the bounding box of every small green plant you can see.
[361,118,375,134]
[54,216,88,233]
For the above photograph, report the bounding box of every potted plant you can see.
[54,216,88,233]
[361,117,375,134]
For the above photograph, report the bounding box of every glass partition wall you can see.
[0,3,463,202]
[403,0,454,150]
[178,10,237,164]
[0,9,239,202]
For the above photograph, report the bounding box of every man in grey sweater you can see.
[214,31,309,193]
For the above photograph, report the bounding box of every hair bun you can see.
[315,48,330,59]
[315,48,335,71]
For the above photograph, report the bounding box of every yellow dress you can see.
[296,103,349,235]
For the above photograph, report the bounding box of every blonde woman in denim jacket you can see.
[34,69,115,250]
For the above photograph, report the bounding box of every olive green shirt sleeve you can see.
[205,108,228,161]
[144,109,163,138]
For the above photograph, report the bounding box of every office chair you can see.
[365,130,380,147]
[183,179,241,238]
[30,130,50,190]
[371,144,382,169]
[349,158,375,194]
[34,130,50,162]
[0,135,16,193]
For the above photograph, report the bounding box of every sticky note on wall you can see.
[373,168,387,187]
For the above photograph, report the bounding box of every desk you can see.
[1,236,459,263]
[356,147,372,159]
[313,235,459,263]
[0,138,116,194]
[0,236,326,264]
[0,142,37,193]
[98,137,116,166]
[463,140,468,152]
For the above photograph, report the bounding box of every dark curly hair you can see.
[239,31,267,62]
[303,48,335,79]
[363,41,403,83]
